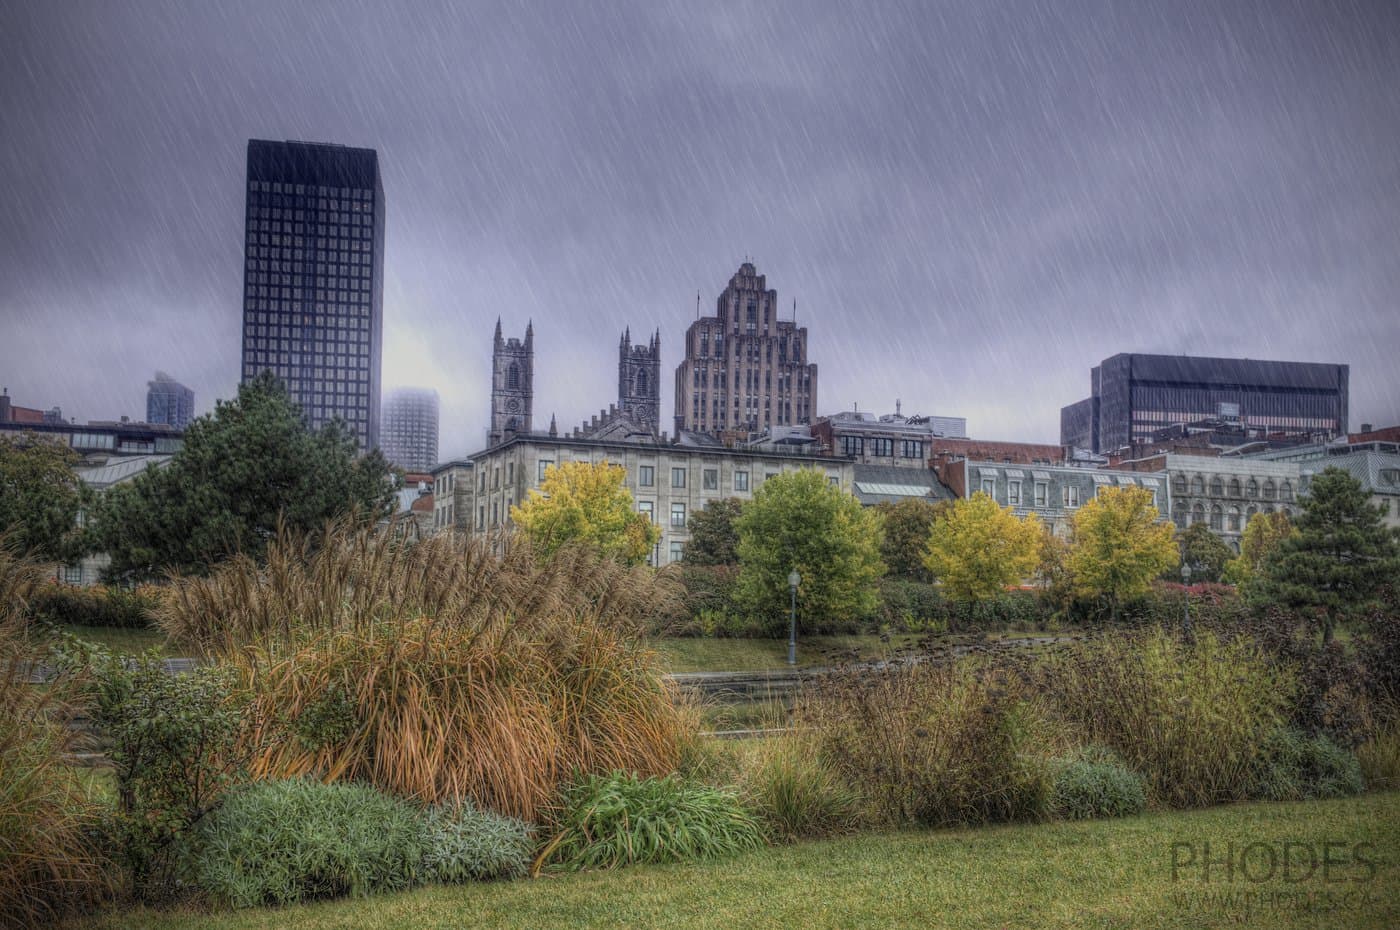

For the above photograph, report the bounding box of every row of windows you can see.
[839,437,924,459]
[1171,474,1294,501]
[247,285,370,304]
[249,180,372,200]
[1173,502,1291,533]
[980,479,1157,511]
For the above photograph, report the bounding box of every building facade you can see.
[0,419,183,461]
[946,459,1168,539]
[239,139,385,452]
[380,387,440,472]
[447,434,853,566]
[618,329,661,436]
[1060,354,1349,453]
[813,408,968,468]
[489,320,534,445]
[146,372,194,430]
[1246,440,1400,531]
[430,460,474,534]
[673,262,818,438]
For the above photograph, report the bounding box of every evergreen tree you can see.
[876,497,948,581]
[683,498,743,566]
[92,373,397,581]
[1256,467,1400,644]
[1175,521,1234,584]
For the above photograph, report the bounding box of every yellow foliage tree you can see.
[1223,510,1297,587]
[1069,486,1178,615]
[923,491,1044,603]
[510,461,661,565]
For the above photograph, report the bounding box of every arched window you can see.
[1246,478,1259,498]
[1209,504,1223,530]
[1192,502,1206,525]
[1172,474,1187,494]
[1210,477,1224,497]
[1247,505,1258,519]
[1190,475,1205,495]
[1229,477,1242,497]
[507,363,520,390]
[635,369,648,395]
[1280,481,1294,501]
[1172,504,1187,528]
[1262,480,1276,500]
[1227,506,1241,532]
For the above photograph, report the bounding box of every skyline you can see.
[2,1,1398,460]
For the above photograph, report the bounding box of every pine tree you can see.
[683,498,743,566]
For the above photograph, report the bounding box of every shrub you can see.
[799,660,1056,827]
[163,524,684,821]
[195,779,425,908]
[738,735,862,841]
[1049,750,1147,820]
[537,772,764,871]
[419,803,533,884]
[25,582,165,629]
[0,549,112,925]
[873,578,948,633]
[1251,728,1364,801]
[1034,628,1293,808]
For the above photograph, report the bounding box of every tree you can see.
[1176,522,1234,584]
[876,498,949,581]
[1255,467,1400,644]
[922,492,1043,603]
[1069,486,1178,618]
[734,470,884,633]
[1224,510,1296,587]
[92,373,397,581]
[511,460,660,565]
[0,433,88,562]
[683,498,743,566]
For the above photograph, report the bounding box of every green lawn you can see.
[74,792,1400,929]
[651,634,926,672]
[56,625,169,656]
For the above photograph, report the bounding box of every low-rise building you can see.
[62,454,175,584]
[943,459,1167,538]
[851,463,955,508]
[429,460,474,535]
[451,434,853,566]
[1245,440,1400,530]
[812,408,967,468]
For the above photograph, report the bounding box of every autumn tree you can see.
[1069,485,1178,619]
[875,497,949,581]
[0,432,89,562]
[1175,521,1234,584]
[922,491,1043,603]
[683,498,743,566]
[92,372,397,581]
[734,469,884,633]
[511,460,660,566]
[1223,510,1296,588]
[1254,466,1400,644]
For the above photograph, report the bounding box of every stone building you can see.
[1245,439,1400,530]
[489,319,533,445]
[673,262,818,438]
[618,329,661,436]
[445,433,852,566]
[431,459,474,534]
[812,406,967,468]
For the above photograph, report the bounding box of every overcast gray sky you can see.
[2,0,1397,458]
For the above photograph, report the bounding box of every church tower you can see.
[618,327,661,436]
[489,319,533,445]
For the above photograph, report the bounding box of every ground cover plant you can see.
[419,802,533,884]
[1047,747,1147,820]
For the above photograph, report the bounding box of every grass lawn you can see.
[75,792,1400,929]
[652,631,1074,673]
[55,625,169,656]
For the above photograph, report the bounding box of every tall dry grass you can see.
[155,521,685,821]
[0,544,112,926]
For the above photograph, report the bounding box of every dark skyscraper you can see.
[240,139,384,451]
[145,371,194,429]
[381,387,440,472]
[1060,353,1349,453]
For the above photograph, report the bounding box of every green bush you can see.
[873,578,947,633]
[538,772,764,871]
[26,583,164,629]
[739,736,862,841]
[195,779,425,908]
[419,803,533,884]
[1251,728,1365,801]
[1049,750,1147,820]
[800,661,1055,827]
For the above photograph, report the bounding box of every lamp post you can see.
[1180,562,1194,643]
[787,569,800,666]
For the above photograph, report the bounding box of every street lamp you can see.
[1180,562,1194,643]
[787,569,801,666]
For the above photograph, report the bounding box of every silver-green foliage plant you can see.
[1251,728,1365,801]
[420,802,533,883]
[1049,748,1148,820]
[538,772,764,871]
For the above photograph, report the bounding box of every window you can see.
[672,467,686,488]
[639,465,655,487]
[1246,479,1259,498]
[1192,502,1205,525]
[1262,480,1276,500]
[1229,478,1242,497]
[1034,482,1048,507]
[669,541,685,564]
[493,467,500,490]
[1227,506,1241,532]
[1008,480,1022,506]
[1190,475,1205,495]
[671,503,687,528]
[734,470,749,492]
[63,565,83,585]
[840,436,865,456]
[981,477,996,498]
[1210,477,1224,497]
[1210,504,1223,530]
[538,459,553,481]
[901,440,923,459]
[1062,485,1080,508]
[506,462,514,484]
[1172,474,1187,494]
[1280,481,1294,501]
[638,501,654,523]
[478,506,485,530]
[829,476,840,487]
[703,468,718,491]
[871,438,893,457]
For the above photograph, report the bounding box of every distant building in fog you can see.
[380,387,439,471]
[146,372,194,430]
